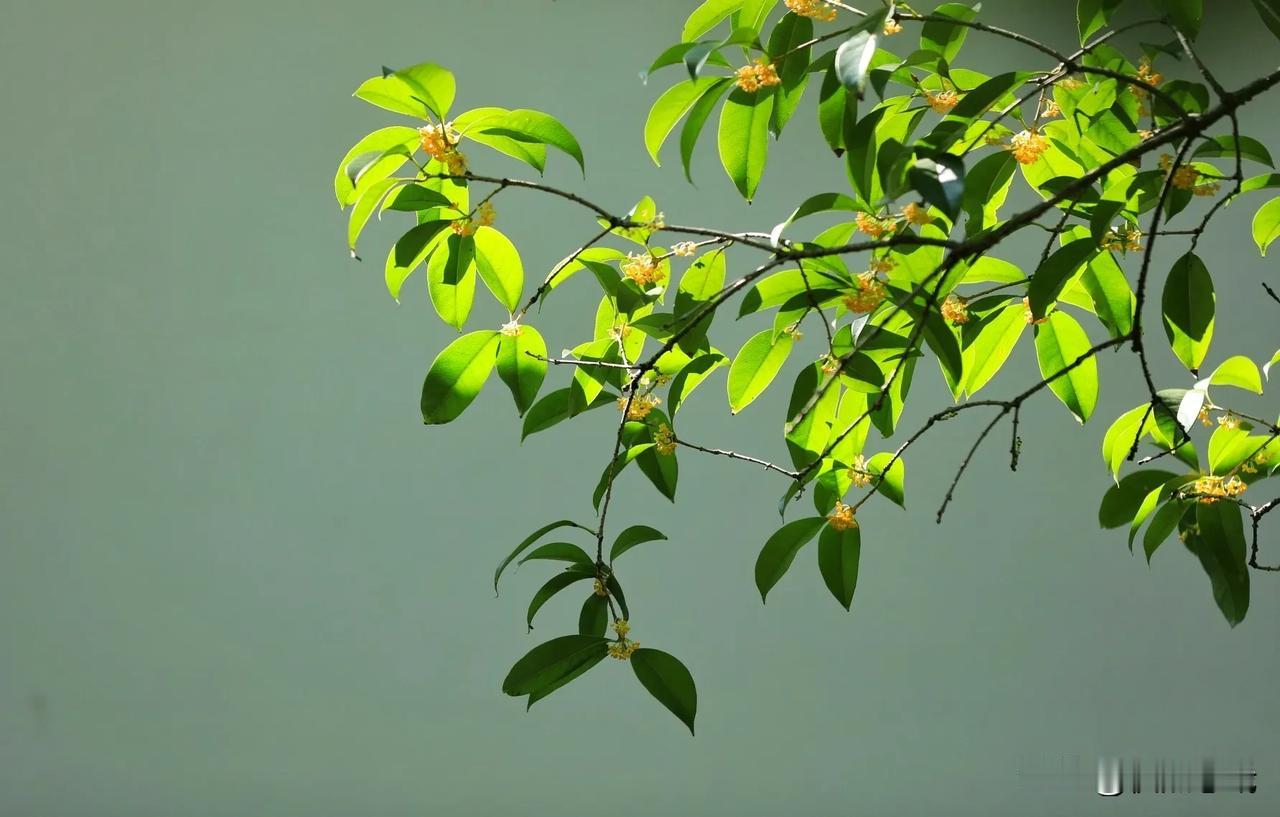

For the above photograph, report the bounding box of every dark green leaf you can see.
[631,648,698,735]
[527,568,593,630]
[502,634,608,696]
[611,525,669,561]
[817,524,861,610]
[755,516,826,602]
[495,519,594,592]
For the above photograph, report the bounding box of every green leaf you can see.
[496,326,547,416]
[1192,134,1274,167]
[495,519,594,592]
[645,77,725,166]
[1160,252,1215,372]
[1265,349,1280,380]
[1143,499,1186,562]
[767,12,813,134]
[420,330,500,425]
[682,42,720,81]
[353,62,456,120]
[579,595,609,637]
[866,453,906,508]
[1202,355,1263,394]
[630,648,698,735]
[475,109,585,174]
[502,634,608,697]
[611,525,668,561]
[1148,0,1202,38]
[454,106,548,173]
[347,178,402,252]
[683,0,745,41]
[964,303,1026,396]
[679,79,733,183]
[527,568,593,630]
[817,524,861,610]
[755,516,826,602]
[385,221,451,300]
[1252,196,1280,255]
[384,184,454,212]
[920,2,979,61]
[718,87,774,201]
[1101,404,1152,480]
[334,126,419,206]
[834,31,878,98]
[426,234,477,331]
[962,152,1017,230]
[1187,501,1249,626]
[592,444,656,510]
[784,364,841,470]
[521,388,615,440]
[1250,0,1280,39]
[1098,469,1178,528]
[1079,251,1135,338]
[1027,238,1098,320]
[473,227,524,313]
[727,328,794,413]
[907,154,965,220]
[1034,311,1099,423]
[669,352,727,415]
[518,542,594,568]
[1078,0,1125,44]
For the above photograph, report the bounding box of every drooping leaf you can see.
[630,648,698,735]
[1252,196,1280,255]
[502,634,609,697]
[1027,238,1098,320]
[473,226,524,313]
[579,595,609,637]
[1187,501,1250,626]
[645,77,727,166]
[718,87,774,200]
[528,568,593,630]
[420,330,500,425]
[755,516,826,602]
[1034,311,1099,423]
[866,453,906,508]
[426,234,478,331]
[964,303,1026,396]
[817,524,860,610]
[496,325,547,416]
[727,328,794,413]
[521,388,615,440]
[1160,252,1215,372]
[1098,469,1179,528]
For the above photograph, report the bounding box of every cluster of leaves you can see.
[334,0,1280,732]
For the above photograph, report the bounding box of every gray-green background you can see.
[3,1,1278,814]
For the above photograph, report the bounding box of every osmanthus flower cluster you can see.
[334,0,1280,733]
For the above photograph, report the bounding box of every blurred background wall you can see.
[2,1,1278,814]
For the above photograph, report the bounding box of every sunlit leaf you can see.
[420,330,500,425]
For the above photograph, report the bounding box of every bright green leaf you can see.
[420,330,500,425]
